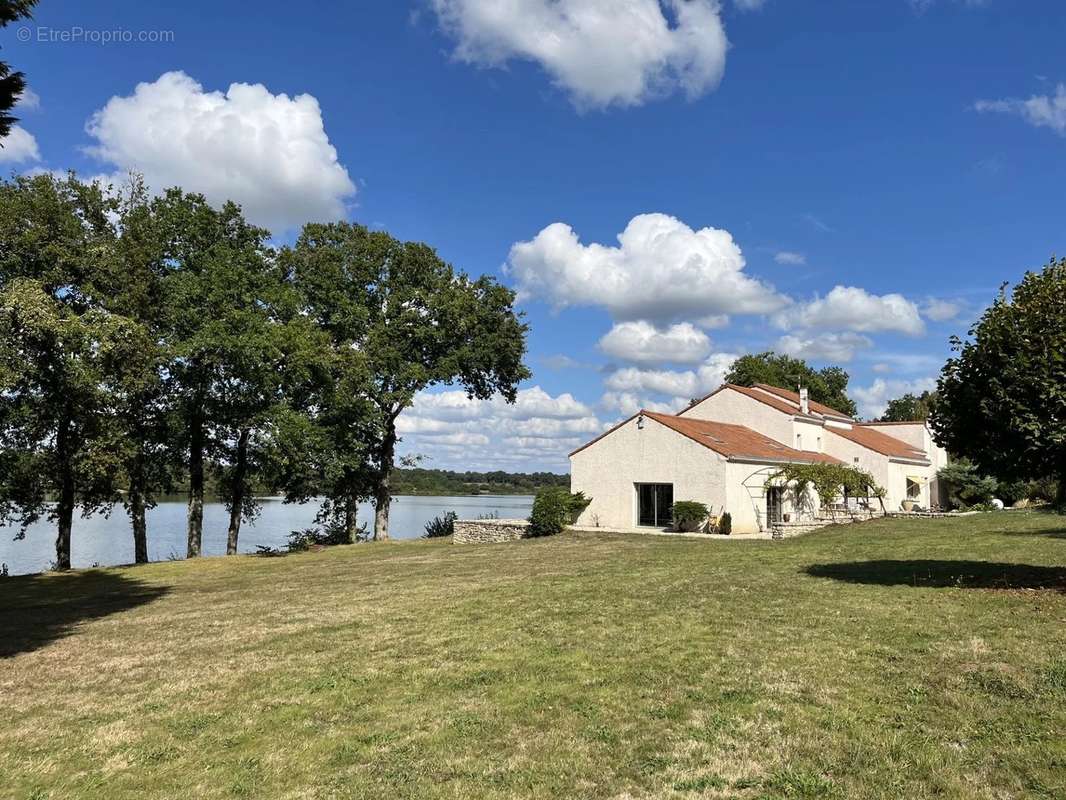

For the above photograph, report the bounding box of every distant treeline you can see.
[392,469,570,496]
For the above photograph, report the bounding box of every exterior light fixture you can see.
[637,414,645,430]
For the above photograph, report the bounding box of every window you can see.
[636,483,673,527]
[907,477,922,500]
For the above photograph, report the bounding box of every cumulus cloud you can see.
[975,83,1066,136]
[776,332,873,362]
[430,0,728,109]
[603,352,736,403]
[0,126,41,163]
[921,297,961,322]
[17,88,40,111]
[774,250,806,266]
[84,71,356,231]
[506,213,787,323]
[396,385,602,470]
[599,391,679,417]
[852,377,937,420]
[774,285,925,336]
[599,320,711,365]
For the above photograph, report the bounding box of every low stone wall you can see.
[454,519,530,544]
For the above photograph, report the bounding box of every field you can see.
[2,512,1064,799]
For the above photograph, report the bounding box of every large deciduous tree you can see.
[0,1,36,142]
[725,352,858,418]
[931,258,1066,502]
[155,190,277,557]
[283,223,531,541]
[0,174,125,570]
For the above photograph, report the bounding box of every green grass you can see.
[2,512,1065,799]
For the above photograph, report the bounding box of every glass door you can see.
[766,486,784,525]
[637,483,673,527]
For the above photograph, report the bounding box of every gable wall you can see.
[570,415,727,530]
[683,389,794,446]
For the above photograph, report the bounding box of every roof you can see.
[681,383,819,419]
[751,384,854,421]
[859,420,927,427]
[827,424,929,462]
[642,412,843,464]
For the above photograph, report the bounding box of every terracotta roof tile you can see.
[644,411,843,464]
[828,425,929,461]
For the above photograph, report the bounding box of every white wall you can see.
[570,415,728,530]
[683,389,794,444]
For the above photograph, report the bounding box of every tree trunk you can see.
[343,488,358,544]
[129,458,149,564]
[186,404,205,559]
[226,428,250,555]
[55,464,74,572]
[54,410,74,571]
[373,418,397,541]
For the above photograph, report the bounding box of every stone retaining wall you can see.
[454,519,530,544]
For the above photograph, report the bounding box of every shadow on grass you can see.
[805,560,1066,592]
[1000,528,1066,540]
[0,571,170,658]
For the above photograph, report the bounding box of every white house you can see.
[569,383,947,534]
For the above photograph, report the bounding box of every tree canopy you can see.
[725,352,858,418]
[879,390,938,422]
[931,258,1066,502]
[0,1,36,141]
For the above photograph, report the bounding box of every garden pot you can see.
[901,500,916,512]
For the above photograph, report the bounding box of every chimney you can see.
[799,387,810,415]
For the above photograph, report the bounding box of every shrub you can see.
[287,523,365,552]
[528,487,572,537]
[566,491,592,522]
[671,500,709,531]
[938,460,998,509]
[719,512,732,536]
[423,511,457,538]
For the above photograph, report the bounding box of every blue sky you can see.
[4,0,1065,471]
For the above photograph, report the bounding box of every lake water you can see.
[0,495,534,576]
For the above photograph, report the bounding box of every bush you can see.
[937,460,998,509]
[566,491,592,522]
[528,488,571,537]
[287,523,365,552]
[671,500,709,532]
[719,512,732,536]
[423,511,457,538]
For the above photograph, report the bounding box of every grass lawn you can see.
[2,513,1065,799]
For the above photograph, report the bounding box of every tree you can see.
[283,223,531,541]
[0,1,36,142]
[931,258,1066,503]
[96,178,181,564]
[0,174,125,570]
[725,352,858,418]
[880,390,938,423]
[155,190,277,557]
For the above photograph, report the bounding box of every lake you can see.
[0,495,534,576]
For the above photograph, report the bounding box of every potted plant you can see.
[901,499,917,512]
[671,500,710,532]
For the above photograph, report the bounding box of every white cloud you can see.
[872,363,892,374]
[774,250,806,266]
[921,297,961,322]
[541,354,585,370]
[775,285,925,336]
[975,83,1066,137]
[0,126,41,163]
[696,313,730,329]
[599,391,678,417]
[84,71,356,231]
[604,352,736,401]
[17,88,40,111]
[599,320,711,365]
[396,385,602,470]
[776,332,873,363]
[851,377,937,420]
[506,213,788,323]
[430,0,728,109]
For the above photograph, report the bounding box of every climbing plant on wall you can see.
[763,464,886,513]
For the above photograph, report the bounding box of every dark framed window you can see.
[637,483,673,527]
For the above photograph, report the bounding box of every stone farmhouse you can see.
[569,383,948,534]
